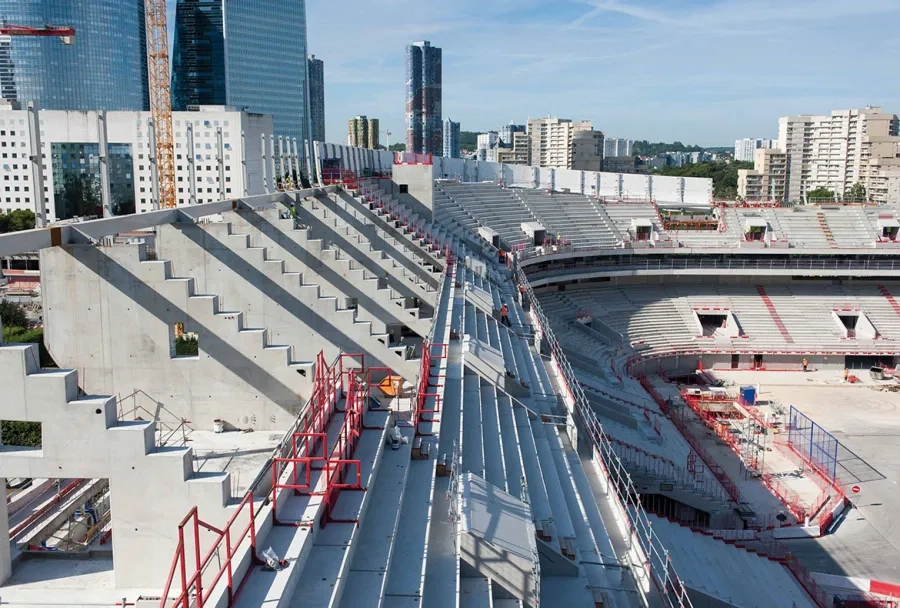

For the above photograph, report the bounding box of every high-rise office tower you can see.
[0,0,149,110]
[443,118,460,158]
[172,0,309,146]
[308,54,325,143]
[405,40,442,155]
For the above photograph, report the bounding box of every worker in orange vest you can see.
[802,358,808,372]
[500,303,510,327]
[843,368,850,383]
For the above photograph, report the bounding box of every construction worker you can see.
[843,368,850,383]
[500,303,510,327]
[802,358,808,372]
[519,284,528,310]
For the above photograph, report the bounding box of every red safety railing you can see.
[159,348,370,606]
[414,342,448,436]
[271,370,369,528]
[159,492,260,608]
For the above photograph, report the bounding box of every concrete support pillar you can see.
[98,111,112,217]
[0,477,10,585]
[241,129,249,196]
[305,139,313,185]
[260,133,269,193]
[26,102,47,227]
[278,136,286,188]
[216,127,226,200]
[187,123,197,204]
[268,135,277,193]
[291,137,300,188]
[313,141,323,187]
[148,117,161,210]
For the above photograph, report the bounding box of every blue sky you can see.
[170,0,900,146]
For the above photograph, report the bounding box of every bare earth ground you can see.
[711,370,900,584]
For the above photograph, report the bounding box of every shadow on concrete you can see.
[251,210,431,337]
[81,247,308,418]
[168,222,410,374]
[319,193,441,289]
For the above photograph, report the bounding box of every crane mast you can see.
[144,0,176,209]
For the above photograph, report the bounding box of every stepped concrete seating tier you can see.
[672,208,743,249]
[378,259,459,608]
[233,402,392,608]
[512,189,620,250]
[0,343,232,589]
[537,282,900,357]
[535,301,732,509]
[646,515,815,607]
[437,182,540,250]
[294,193,444,308]
[40,243,316,430]
[155,216,422,381]
[775,208,833,248]
[238,259,459,608]
[600,202,660,242]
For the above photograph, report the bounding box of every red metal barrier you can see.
[158,492,260,608]
[8,478,86,539]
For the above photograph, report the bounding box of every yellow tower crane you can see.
[144,0,176,209]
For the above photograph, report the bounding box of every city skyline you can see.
[305,0,900,147]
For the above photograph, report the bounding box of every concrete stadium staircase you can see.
[0,343,232,589]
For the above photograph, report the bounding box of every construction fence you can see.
[787,405,839,483]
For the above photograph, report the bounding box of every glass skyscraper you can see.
[307,54,325,143]
[405,41,442,155]
[172,0,309,147]
[0,0,149,111]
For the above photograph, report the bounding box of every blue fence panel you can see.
[787,405,838,482]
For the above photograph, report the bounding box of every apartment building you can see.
[0,103,271,220]
[603,137,632,158]
[778,107,900,203]
[737,148,788,202]
[734,138,776,162]
[348,116,379,149]
[572,129,605,171]
[442,118,460,158]
[527,117,594,168]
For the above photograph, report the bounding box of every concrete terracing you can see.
[0,343,232,589]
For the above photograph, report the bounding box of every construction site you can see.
[3,3,900,606]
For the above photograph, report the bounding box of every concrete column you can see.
[291,137,300,189]
[0,477,10,584]
[268,136,277,193]
[260,133,269,193]
[98,111,112,217]
[313,141,323,187]
[241,130,249,196]
[187,123,197,204]
[216,127,226,200]
[278,136,286,188]
[148,117,160,210]
[305,139,313,185]
[26,102,47,227]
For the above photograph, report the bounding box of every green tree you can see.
[7,210,35,232]
[845,182,867,202]
[175,335,199,357]
[633,140,704,157]
[806,187,836,203]
[0,420,42,447]
[0,299,29,328]
[388,143,406,152]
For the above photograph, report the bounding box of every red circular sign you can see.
[852,485,861,494]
